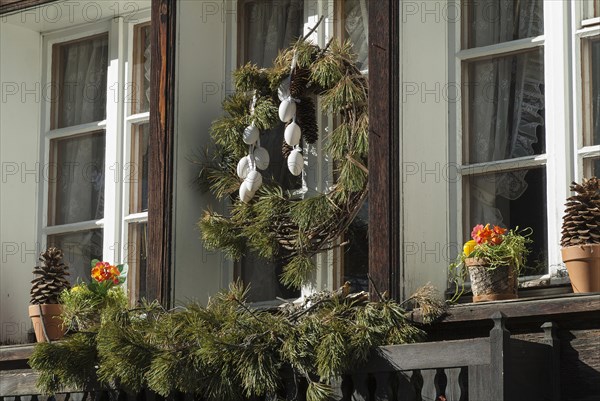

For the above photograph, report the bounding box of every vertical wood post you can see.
[368,0,402,300]
[148,0,177,307]
[542,322,560,401]
[489,312,510,401]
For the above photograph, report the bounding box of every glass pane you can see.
[465,0,543,49]
[49,132,105,226]
[132,23,151,114]
[127,222,147,301]
[595,0,600,18]
[584,158,600,177]
[590,39,600,146]
[343,200,368,292]
[343,0,369,71]
[47,229,103,284]
[466,167,547,276]
[465,49,545,164]
[129,123,149,213]
[240,0,304,302]
[54,34,108,128]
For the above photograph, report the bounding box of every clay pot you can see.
[465,258,518,302]
[28,304,65,342]
[561,244,600,293]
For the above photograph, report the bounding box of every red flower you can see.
[471,224,506,246]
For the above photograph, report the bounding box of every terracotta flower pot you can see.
[561,244,600,293]
[28,304,65,343]
[465,258,518,302]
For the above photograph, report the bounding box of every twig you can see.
[367,274,387,302]
[302,15,325,41]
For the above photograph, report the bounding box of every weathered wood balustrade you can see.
[0,312,560,401]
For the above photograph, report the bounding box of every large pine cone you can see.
[561,177,600,247]
[296,97,318,144]
[31,247,71,305]
[290,67,310,98]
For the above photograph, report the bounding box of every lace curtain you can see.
[468,0,545,225]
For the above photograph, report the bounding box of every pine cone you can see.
[31,247,71,305]
[296,97,318,144]
[282,141,293,159]
[561,177,600,247]
[290,67,310,98]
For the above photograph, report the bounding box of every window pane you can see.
[127,222,147,300]
[466,167,548,276]
[464,0,543,49]
[343,201,368,292]
[242,0,304,67]
[53,34,108,128]
[590,39,600,146]
[584,158,600,177]
[343,0,369,71]
[130,123,149,213]
[49,132,105,226]
[240,0,304,302]
[465,49,545,164]
[132,23,151,114]
[47,229,103,283]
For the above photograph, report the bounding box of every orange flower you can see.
[471,223,506,246]
[91,261,120,284]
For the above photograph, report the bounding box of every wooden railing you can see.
[0,312,560,401]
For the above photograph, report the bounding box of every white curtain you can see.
[54,36,107,225]
[468,0,544,225]
[344,0,368,71]
[60,36,108,127]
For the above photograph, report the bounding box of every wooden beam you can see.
[409,293,600,324]
[368,0,401,300]
[147,0,176,307]
[0,0,56,14]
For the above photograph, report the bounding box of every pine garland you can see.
[199,37,369,288]
[30,284,446,400]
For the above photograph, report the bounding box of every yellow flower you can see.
[71,285,84,293]
[463,240,477,257]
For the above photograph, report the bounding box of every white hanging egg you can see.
[236,156,251,179]
[239,184,254,203]
[284,121,302,147]
[244,170,263,193]
[253,147,270,170]
[278,99,296,123]
[287,149,303,176]
[243,124,260,145]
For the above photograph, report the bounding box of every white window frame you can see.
[39,7,151,296]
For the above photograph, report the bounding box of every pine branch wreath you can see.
[199,37,369,288]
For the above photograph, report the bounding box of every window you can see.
[42,8,151,299]
[235,0,369,301]
[458,0,548,276]
[449,0,600,285]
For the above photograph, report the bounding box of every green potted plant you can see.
[29,248,71,342]
[450,224,533,302]
[60,259,128,332]
[561,177,600,293]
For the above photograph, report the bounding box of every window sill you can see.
[411,292,600,327]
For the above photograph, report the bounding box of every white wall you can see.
[171,0,234,305]
[400,1,451,297]
[0,22,42,344]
